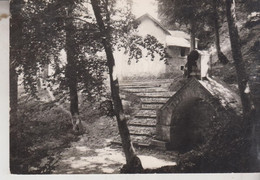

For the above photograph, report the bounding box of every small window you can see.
[180,47,186,57]
[180,66,184,70]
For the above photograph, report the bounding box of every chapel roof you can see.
[165,35,190,48]
[136,13,198,48]
[136,13,171,35]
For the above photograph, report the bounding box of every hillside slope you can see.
[209,3,259,107]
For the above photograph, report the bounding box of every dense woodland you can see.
[10,0,259,173]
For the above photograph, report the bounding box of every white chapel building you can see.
[114,13,199,80]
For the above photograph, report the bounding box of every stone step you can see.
[121,88,167,93]
[131,135,152,146]
[140,97,169,104]
[141,103,164,110]
[150,139,169,149]
[129,126,156,137]
[135,114,157,118]
[119,79,174,85]
[112,135,151,147]
[128,118,157,127]
[112,80,175,148]
[135,92,175,98]
[135,109,157,118]
[120,85,156,89]
[136,109,157,115]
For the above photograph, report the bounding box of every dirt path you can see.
[52,116,177,174]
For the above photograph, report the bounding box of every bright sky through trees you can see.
[132,0,158,18]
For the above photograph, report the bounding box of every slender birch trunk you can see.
[225,0,257,170]
[90,0,143,172]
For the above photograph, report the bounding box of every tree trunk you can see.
[225,0,257,170]
[65,6,82,132]
[10,1,24,173]
[213,0,229,64]
[90,0,143,172]
[10,66,18,124]
[225,0,253,116]
[43,63,49,82]
[190,20,196,51]
[10,0,24,123]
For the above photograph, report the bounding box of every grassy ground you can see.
[10,97,75,174]
[9,91,102,174]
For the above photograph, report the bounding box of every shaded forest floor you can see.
[10,89,178,174]
[10,94,81,174]
[53,116,177,174]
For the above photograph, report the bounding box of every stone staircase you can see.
[112,79,175,147]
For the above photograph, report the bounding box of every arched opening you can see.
[168,98,217,153]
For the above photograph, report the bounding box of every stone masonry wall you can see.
[156,78,230,150]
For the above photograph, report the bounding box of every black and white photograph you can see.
[5,0,260,176]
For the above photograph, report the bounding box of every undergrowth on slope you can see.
[10,94,102,174]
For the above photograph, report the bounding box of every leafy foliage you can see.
[241,0,260,12]
[126,34,167,64]
[89,0,167,65]
[11,0,168,101]
[11,0,107,102]
[157,0,226,41]
[158,0,224,25]
[157,0,207,26]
